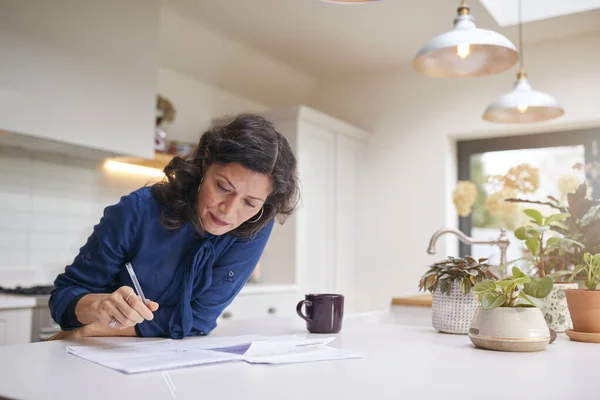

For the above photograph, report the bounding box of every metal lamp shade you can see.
[483,73,565,123]
[413,14,518,78]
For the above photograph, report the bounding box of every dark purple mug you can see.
[296,294,344,334]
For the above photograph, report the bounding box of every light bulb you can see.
[456,43,470,59]
[517,104,528,113]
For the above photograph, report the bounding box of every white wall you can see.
[0,0,159,158]
[159,6,316,109]
[156,68,268,144]
[308,33,600,311]
[154,4,319,143]
[0,146,157,287]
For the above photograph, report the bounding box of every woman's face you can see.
[197,162,272,235]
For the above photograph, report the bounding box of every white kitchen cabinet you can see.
[334,134,368,310]
[0,296,35,346]
[218,285,299,324]
[0,309,33,346]
[257,106,369,313]
[0,0,158,159]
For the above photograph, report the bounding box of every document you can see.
[243,337,361,365]
[66,339,242,374]
[66,335,362,374]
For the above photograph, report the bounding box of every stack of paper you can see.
[66,335,362,374]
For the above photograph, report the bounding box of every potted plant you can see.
[565,252,600,342]
[468,266,553,352]
[506,183,600,270]
[510,208,583,332]
[419,256,497,334]
[555,183,600,262]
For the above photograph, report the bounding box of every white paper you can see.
[180,335,277,350]
[243,337,362,364]
[244,336,336,357]
[66,339,243,374]
[66,335,362,374]
[245,346,362,365]
[185,334,300,354]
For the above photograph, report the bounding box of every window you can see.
[457,128,600,263]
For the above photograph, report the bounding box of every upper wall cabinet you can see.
[258,106,369,312]
[0,1,159,158]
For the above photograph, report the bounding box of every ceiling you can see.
[481,0,600,26]
[166,0,600,79]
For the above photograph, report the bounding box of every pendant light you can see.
[413,1,518,78]
[483,0,565,123]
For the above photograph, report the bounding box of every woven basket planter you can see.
[432,281,479,334]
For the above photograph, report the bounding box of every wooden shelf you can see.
[109,152,176,170]
[391,294,432,307]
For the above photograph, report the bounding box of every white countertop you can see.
[0,306,597,400]
[0,294,36,310]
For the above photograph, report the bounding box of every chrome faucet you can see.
[427,227,510,267]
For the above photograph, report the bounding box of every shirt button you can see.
[85,252,92,260]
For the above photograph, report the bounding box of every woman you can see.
[48,113,299,340]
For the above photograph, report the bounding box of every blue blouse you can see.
[49,187,273,339]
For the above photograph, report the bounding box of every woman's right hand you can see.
[75,286,159,329]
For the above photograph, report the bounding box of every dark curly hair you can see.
[151,113,299,238]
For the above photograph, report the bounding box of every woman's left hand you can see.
[46,329,86,341]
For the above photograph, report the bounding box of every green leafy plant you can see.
[507,183,600,269]
[471,266,554,310]
[512,208,583,278]
[562,184,600,255]
[419,256,498,296]
[568,252,600,290]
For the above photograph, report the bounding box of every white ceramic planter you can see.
[468,307,550,352]
[540,282,578,332]
[432,282,479,334]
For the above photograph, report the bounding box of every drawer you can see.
[218,291,299,323]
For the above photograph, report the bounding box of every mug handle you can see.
[296,300,312,323]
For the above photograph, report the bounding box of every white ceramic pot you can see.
[468,307,550,352]
[540,282,578,332]
[432,281,479,334]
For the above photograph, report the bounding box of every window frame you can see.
[457,127,600,257]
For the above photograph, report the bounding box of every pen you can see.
[108,261,147,328]
[125,261,147,305]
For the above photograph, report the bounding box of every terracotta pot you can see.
[468,307,550,352]
[565,289,600,333]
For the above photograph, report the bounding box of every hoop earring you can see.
[247,207,264,224]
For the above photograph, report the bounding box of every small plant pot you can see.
[432,282,479,334]
[540,282,578,332]
[565,289,600,333]
[468,307,550,352]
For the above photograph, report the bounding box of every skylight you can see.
[479,0,600,26]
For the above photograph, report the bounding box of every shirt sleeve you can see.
[136,219,274,339]
[49,192,142,330]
